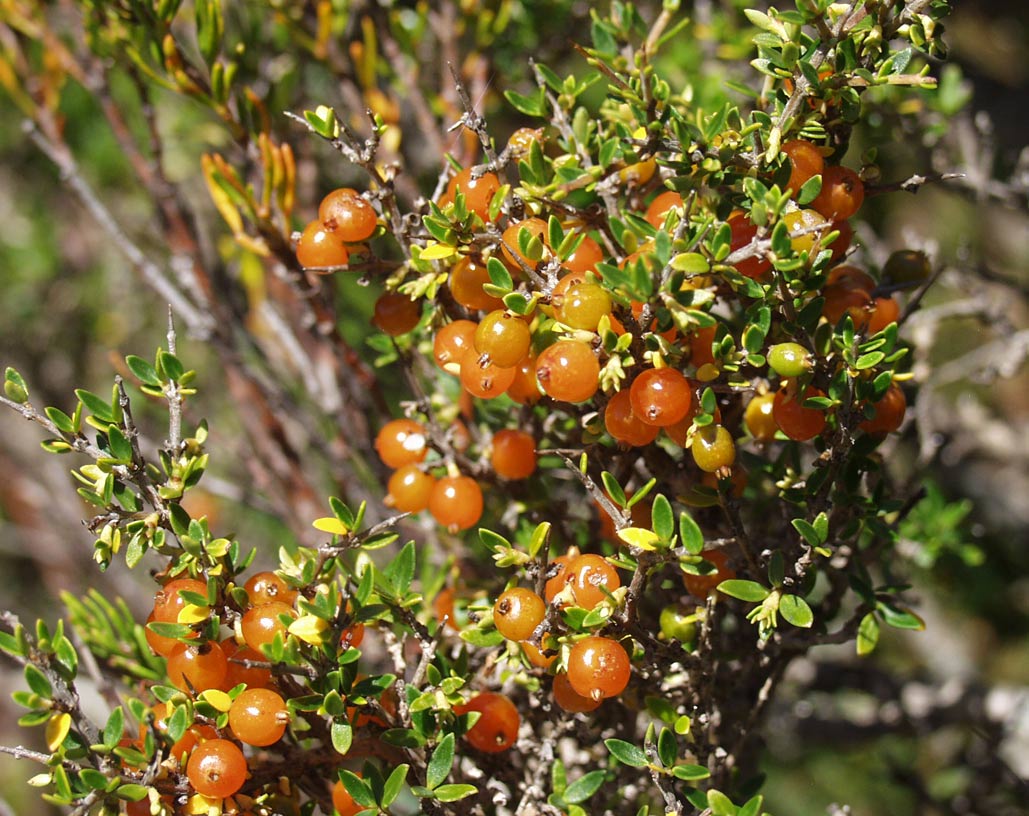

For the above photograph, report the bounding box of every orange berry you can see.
[296,219,349,270]
[459,350,516,399]
[240,602,296,651]
[563,234,604,275]
[375,419,428,469]
[318,188,377,242]
[446,168,501,222]
[332,777,364,816]
[827,265,875,293]
[552,672,601,713]
[859,383,906,435]
[566,636,631,701]
[867,295,900,334]
[645,190,684,229]
[567,554,620,610]
[450,256,503,312]
[220,639,272,691]
[491,429,536,479]
[186,738,247,799]
[428,476,483,532]
[166,641,228,692]
[811,165,864,221]
[433,319,478,373]
[630,368,692,427]
[501,217,548,270]
[455,692,520,753]
[535,340,599,403]
[773,385,827,441]
[687,325,718,369]
[544,554,575,605]
[505,354,541,405]
[493,587,546,641]
[153,578,208,624]
[782,140,824,196]
[605,389,660,447]
[244,572,298,607]
[228,688,288,747]
[683,549,736,598]
[372,292,421,336]
[822,283,872,326]
[474,310,531,368]
[145,611,196,657]
[386,465,436,513]
[728,211,772,279]
[522,639,557,669]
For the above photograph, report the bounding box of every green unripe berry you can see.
[767,343,812,378]
[659,605,698,646]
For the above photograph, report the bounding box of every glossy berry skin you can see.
[296,219,349,270]
[728,211,772,279]
[433,587,457,631]
[645,190,684,229]
[773,385,828,441]
[744,393,778,441]
[828,219,854,263]
[445,168,501,221]
[605,389,660,447]
[522,639,557,669]
[827,264,875,293]
[535,340,600,403]
[186,738,247,798]
[241,602,296,651]
[386,465,436,513]
[810,165,865,221]
[153,578,208,624]
[552,672,601,713]
[493,587,546,641]
[506,127,543,158]
[501,217,548,270]
[449,256,503,312]
[567,636,631,701]
[544,554,575,604]
[782,140,824,195]
[228,688,288,746]
[372,292,421,336]
[332,778,364,816]
[428,476,483,532]
[630,368,692,427]
[505,355,541,405]
[563,234,604,275]
[767,343,811,378]
[460,351,516,399]
[474,310,531,368]
[455,693,520,753]
[688,325,718,369]
[219,639,272,691]
[683,549,736,598]
[319,188,377,242]
[167,641,228,692]
[867,296,900,334]
[433,319,478,373]
[691,424,736,473]
[374,419,428,469]
[783,208,829,254]
[244,572,298,607]
[659,606,698,645]
[860,383,906,435]
[567,554,621,610]
[491,429,536,479]
[556,282,612,331]
[822,283,872,326]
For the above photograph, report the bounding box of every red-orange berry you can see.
[166,641,229,693]
[645,190,684,229]
[474,310,531,368]
[186,739,247,798]
[374,419,429,469]
[449,256,504,312]
[522,639,557,669]
[826,265,875,293]
[782,140,824,196]
[811,165,865,221]
[318,188,377,242]
[687,325,718,369]
[535,340,600,403]
[501,217,548,270]
[822,283,873,326]
[228,688,289,747]
[566,636,631,701]
[491,429,536,479]
[372,292,421,336]
[552,672,601,713]
[433,320,478,373]
[728,211,772,279]
[867,295,900,334]
[630,368,692,427]
[244,572,298,607]
[219,639,273,691]
[429,475,483,532]
[296,219,349,270]
[859,383,906,435]
[455,692,520,753]
[153,578,208,624]
[445,167,501,221]
[567,554,621,610]
[563,234,604,275]
[683,549,736,598]
[493,588,546,641]
[332,777,363,816]
[506,354,541,405]
[605,389,660,447]
[386,465,436,513]
[772,385,827,441]
[460,349,516,400]
[241,602,296,651]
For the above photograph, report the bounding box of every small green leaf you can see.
[103,707,125,748]
[708,788,737,816]
[656,727,677,768]
[381,763,409,807]
[563,769,606,804]
[24,664,52,697]
[651,494,674,541]
[44,407,76,434]
[486,256,514,291]
[678,511,704,555]
[792,518,824,547]
[671,252,710,274]
[605,739,648,768]
[339,770,375,806]
[717,580,769,602]
[331,720,353,755]
[855,351,886,370]
[857,612,880,656]
[426,733,455,790]
[779,594,813,628]
[738,794,765,816]
[670,764,711,781]
[433,783,478,802]
[4,367,29,403]
[125,356,162,387]
[877,601,925,630]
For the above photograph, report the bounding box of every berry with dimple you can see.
[683,549,736,598]
[375,419,428,469]
[455,692,520,753]
[563,234,604,275]
[491,429,536,479]
[567,554,621,610]
[186,738,247,798]
[474,310,531,368]
[552,672,601,713]
[493,587,546,641]
[773,385,828,441]
[883,249,930,284]
[768,343,812,378]
[153,578,208,624]
[782,140,824,196]
[556,282,612,331]
[386,465,436,513]
[372,292,420,336]
[783,208,829,254]
[428,475,483,532]
[445,168,501,222]
[229,688,289,747]
[244,572,298,607]
[567,636,631,701]
[811,165,864,221]
[744,393,778,441]
[645,190,684,229]
[867,296,900,334]
[449,256,503,312]
[860,383,906,435]
[605,389,660,447]
[535,340,599,403]
[691,424,736,473]
[728,211,772,279]
[220,639,272,691]
[506,355,541,405]
[460,350,516,399]
[332,777,364,816]
[167,641,228,692]
[630,368,692,427]
[433,319,478,373]
[296,219,349,270]
[241,602,296,651]
[501,217,548,270]
[319,188,377,242]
